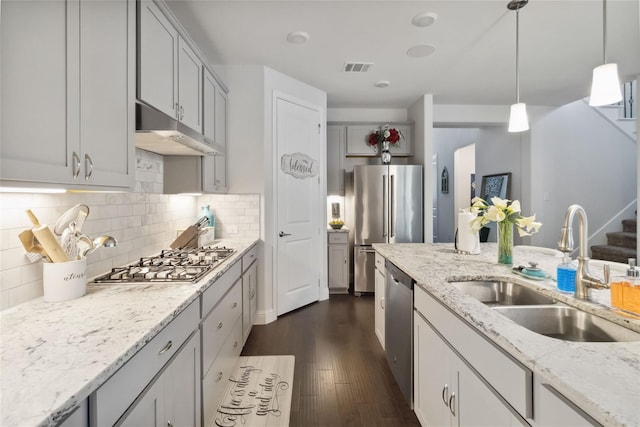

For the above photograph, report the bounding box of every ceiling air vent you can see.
[343,62,373,73]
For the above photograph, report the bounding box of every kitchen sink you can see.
[449,280,556,306]
[492,305,640,342]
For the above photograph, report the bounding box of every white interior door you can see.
[275,96,322,316]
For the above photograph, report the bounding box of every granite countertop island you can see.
[374,242,640,427]
[0,239,258,427]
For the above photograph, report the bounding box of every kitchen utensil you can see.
[83,235,117,256]
[61,225,78,260]
[26,210,70,263]
[77,235,93,258]
[18,230,47,262]
[170,216,209,249]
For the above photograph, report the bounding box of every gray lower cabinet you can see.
[242,245,259,344]
[1,0,135,189]
[119,331,201,427]
[328,232,349,293]
[90,300,200,426]
[58,400,88,427]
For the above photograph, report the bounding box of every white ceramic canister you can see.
[43,258,87,302]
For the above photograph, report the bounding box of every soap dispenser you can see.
[611,258,640,315]
[557,254,577,293]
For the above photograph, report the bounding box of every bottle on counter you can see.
[610,258,640,315]
[557,254,576,293]
[201,205,215,228]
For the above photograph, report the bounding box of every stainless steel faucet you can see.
[557,204,609,300]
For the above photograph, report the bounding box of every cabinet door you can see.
[328,243,348,290]
[214,85,227,148]
[119,376,165,427]
[1,0,78,184]
[457,357,522,426]
[534,380,600,427]
[414,312,455,427]
[374,267,385,349]
[388,125,412,156]
[346,125,379,156]
[177,37,202,133]
[166,332,201,427]
[327,125,346,195]
[138,0,178,119]
[242,260,258,343]
[79,0,135,187]
[203,69,217,141]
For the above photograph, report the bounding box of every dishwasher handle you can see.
[385,260,414,290]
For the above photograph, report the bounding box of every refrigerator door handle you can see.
[390,174,395,238]
[382,174,388,238]
[359,247,377,253]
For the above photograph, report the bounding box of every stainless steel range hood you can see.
[134,102,224,156]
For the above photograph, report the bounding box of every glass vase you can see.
[497,221,513,265]
[381,140,392,165]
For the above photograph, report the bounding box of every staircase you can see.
[591,219,637,264]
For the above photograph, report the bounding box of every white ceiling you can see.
[166,0,640,109]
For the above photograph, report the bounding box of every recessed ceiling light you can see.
[407,45,436,58]
[286,31,309,44]
[412,12,438,27]
[374,80,390,88]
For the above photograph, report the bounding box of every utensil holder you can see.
[43,258,87,302]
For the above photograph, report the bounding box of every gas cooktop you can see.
[92,246,235,284]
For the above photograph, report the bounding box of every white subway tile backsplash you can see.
[0,149,260,310]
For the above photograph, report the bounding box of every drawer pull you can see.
[234,341,238,348]
[442,384,449,406]
[216,371,223,382]
[158,340,172,355]
[249,288,256,299]
[167,421,173,427]
[217,322,223,330]
[232,302,238,309]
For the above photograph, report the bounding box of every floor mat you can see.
[214,355,295,427]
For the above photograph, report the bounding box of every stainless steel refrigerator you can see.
[353,164,423,294]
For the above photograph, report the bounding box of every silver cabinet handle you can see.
[449,392,456,416]
[442,384,449,406]
[232,302,238,308]
[167,422,173,427]
[380,297,384,309]
[217,322,223,330]
[279,231,291,237]
[72,152,81,179]
[180,105,184,120]
[216,371,223,382]
[158,340,172,355]
[233,341,238,348]
[249,288,255,299]
[175,102,179,119]
[84,154,94,180]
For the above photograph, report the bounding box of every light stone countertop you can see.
[0,239,259,427]
[373,242,640,427]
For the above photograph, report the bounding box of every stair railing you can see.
[587,199,637,255]
[620,80,636,119]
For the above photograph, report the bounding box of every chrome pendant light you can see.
[507,0,529,133]
[589,0,623,106]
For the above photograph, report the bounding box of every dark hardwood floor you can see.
[241,295,420,427]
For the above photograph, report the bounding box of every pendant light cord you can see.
[602,0,607,64]
[515,6,520,103]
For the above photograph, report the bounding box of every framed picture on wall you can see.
[480,172,511,202]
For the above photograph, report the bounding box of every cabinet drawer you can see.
[202,279,242,377]
[328,232,348,244]
[202,316,243,427]
[202,260,241,316]
[414,285,533,418]
[374,252,385,274]
[242,244,258,272]
[91,299,199,426]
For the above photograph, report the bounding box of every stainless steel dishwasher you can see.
[384,260,414,405]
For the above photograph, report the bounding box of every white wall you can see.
[529,100,637,250]
[328,108,407,122]
[433,128,482,242]
[408,94,433,243]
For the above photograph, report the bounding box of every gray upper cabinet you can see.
[327,125,346,195]
[1,0,135,189]
[139,1,202,134]
[138,0,178,119]
[177,37,203,133]
[202,68,227,193]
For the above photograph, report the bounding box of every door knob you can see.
[279,231,291,237]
